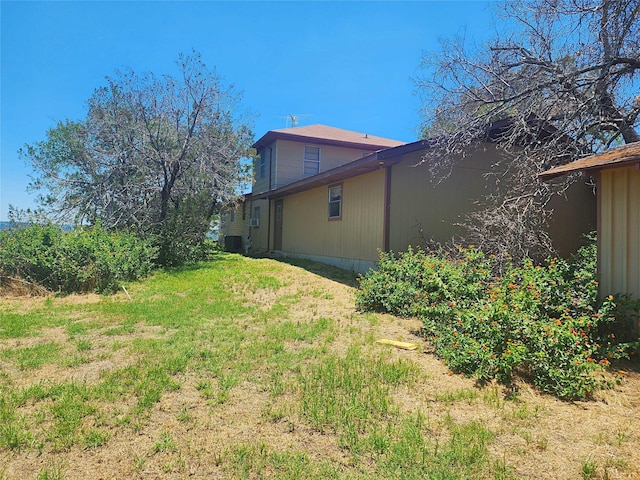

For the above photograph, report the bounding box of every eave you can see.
[539,142,640,180]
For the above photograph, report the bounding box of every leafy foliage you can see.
[0,223,156,294]
[356,239,639,399]
[20,52,253,266]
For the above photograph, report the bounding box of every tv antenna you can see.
[277,114,313,128]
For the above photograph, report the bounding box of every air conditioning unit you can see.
[249,217,260,227]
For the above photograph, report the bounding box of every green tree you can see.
[21,52,253,265]
[417,0,640,262]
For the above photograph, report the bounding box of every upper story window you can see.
[259,150,267,178]
[304,146,320,176]
[328,183,342,220]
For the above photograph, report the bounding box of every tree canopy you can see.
[417,0,640,261]
[21,52,253,265]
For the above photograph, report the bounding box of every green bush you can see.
[0,223,157,294]
[356,240,639,399]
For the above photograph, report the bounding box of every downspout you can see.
[383,165,392,252]
[266,145,273,251]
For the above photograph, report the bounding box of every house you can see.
[221,124,596,273]
[221,124,405,260]
[540,142,640,299]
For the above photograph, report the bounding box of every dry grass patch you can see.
[0,254,638,479]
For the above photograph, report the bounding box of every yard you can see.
[0,254,638,479]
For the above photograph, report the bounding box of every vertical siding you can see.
[389,144,596,257]
[388,146,496,251]
[599,166,640,298]
[282,169,386,262]
[219,203,251,251]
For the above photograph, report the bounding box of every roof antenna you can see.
[277,114,313,128]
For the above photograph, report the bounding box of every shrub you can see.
[356,240,639,399]
[0,223,157,294]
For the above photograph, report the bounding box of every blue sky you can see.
[1,1,494,220]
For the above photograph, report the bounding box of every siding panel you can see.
[282,170,386,264]
[273,140,377,189]
[600,166,640,297]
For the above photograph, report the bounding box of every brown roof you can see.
[539,142,640,180]
[252,124,406,150]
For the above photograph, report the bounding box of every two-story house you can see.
[221,124,597,272]
[220,124,404,255]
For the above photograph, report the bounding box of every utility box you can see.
[224,235,243,253]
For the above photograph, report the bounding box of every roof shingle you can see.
[540,142,640,180]
[252,124,406,150]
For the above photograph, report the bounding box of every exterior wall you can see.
[253,141,276,195]
[599,166,640,298]
[247,198,271,254]
[220,203,250,252]
[388,144,596,257]
[279,169,386,271]
[388,145,496,251]
[272,140,374,189]
[546,174,597,257]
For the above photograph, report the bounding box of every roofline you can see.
[539,143,640,180]
[252,139,434,200]
[252,130,403,151]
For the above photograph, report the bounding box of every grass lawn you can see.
[0,253,638,479]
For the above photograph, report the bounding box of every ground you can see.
[0,257,638,479]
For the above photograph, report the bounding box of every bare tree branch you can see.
[416,0,640,262]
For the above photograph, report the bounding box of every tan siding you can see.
[599,167,640,298]
[388,146,496,251]
[388,144,596,256]
[546,175,597,257]
[220,203,251,251]
[282,170,385,262]
[253,141,276,194]
[247,198,271,253]
[273,140,375,189]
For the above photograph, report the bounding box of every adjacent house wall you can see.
[388,145,497,251]
[220,203,250,252]
[279,169,386,272]
[388,143,596,257]
[598,166,640,297]
[546,174,597,257]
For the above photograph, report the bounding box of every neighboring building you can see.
[540,142,640,299]
[219,195,252,253]
[221,123,596,273]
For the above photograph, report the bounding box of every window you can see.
[328,184,342,219]
[304,146,320,175]
[259,150,267,178]
[253,206,261,221]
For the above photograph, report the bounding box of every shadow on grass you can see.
[269,256,361,288]
[157,250,238,275]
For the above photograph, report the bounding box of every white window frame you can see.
[303,146,320,176]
